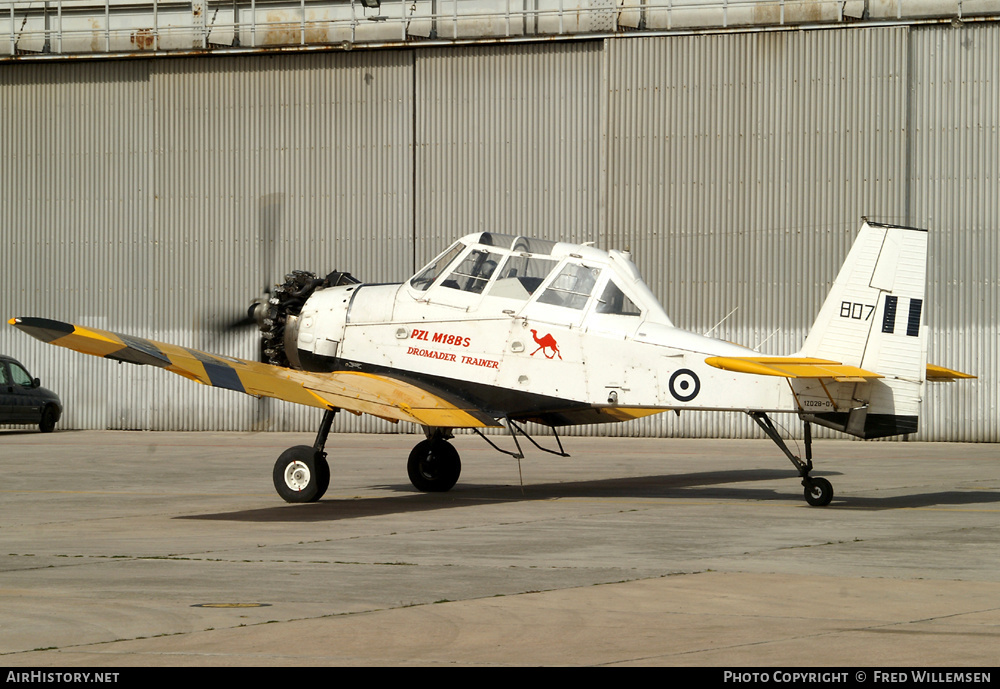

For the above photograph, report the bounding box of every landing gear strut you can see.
[273,408,338,503]
[749,412,834,507]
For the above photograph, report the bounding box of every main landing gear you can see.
[273,408,337,503]
[272,413,465,502]
[749,412,834,507]
[407,433,462,492]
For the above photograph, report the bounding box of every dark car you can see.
[0,355,62,432]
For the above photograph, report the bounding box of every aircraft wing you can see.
[9,317,500,429]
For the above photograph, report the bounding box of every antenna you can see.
[753,328,781,352]
[703,307,739,337]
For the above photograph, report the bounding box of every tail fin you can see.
[797,220,928,438]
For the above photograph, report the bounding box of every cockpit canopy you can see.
[408,232,672,326]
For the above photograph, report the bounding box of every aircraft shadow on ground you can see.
[176,468,1000,523]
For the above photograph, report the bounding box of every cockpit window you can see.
[474,233,557,256]
[487,255,559,301]
[596,280,642,316]
[441,250,504,294]
[410,242,464,291]
[537,264,601,310]
[508,237,557,256]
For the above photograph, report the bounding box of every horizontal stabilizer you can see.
[926,363,976,381]
[705,356,883,382]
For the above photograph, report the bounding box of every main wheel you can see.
[273,445,330,503]
[803,476,833,507]
[407,439,461,492]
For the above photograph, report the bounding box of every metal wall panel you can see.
[909,22,999,441]
[602,27,912,438]
[145,51,416,433]
[2,23,996,441]
[414,42,604,266]
[1,61,154,431]
[2,51,415,434]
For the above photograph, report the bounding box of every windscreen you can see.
[410,242,465,291]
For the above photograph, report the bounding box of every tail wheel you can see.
[803,477,834,507]
[407,439,461,492]
[273,445,330,503]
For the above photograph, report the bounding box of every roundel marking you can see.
[668,369,701,402]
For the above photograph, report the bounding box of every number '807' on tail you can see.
[796,219,936,438]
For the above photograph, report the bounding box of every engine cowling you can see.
[252,270,359,368]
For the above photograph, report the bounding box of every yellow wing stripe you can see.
[705,356,883,382]
[25,324,132,360]
[10,317,498,428]
[288,369,499,427]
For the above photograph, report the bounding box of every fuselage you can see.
[291,232,800,425]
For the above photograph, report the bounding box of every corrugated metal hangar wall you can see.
[1,22,997,441]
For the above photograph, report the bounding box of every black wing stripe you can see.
[184,349,246,393]
[115,334,172,366]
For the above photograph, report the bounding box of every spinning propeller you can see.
[214,194,359,367]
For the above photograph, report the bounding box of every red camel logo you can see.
[530,330,562,359]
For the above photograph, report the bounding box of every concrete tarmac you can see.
[0,429,997,667]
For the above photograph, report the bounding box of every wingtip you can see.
[8,317,77,342]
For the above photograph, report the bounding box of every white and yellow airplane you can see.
[11,219,973,506]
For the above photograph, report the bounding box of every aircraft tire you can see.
[273,445,330,503]
[803,477,833,507]
[407,439,461,493]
